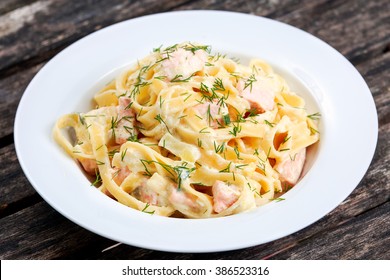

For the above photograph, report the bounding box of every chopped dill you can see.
[244,74,257,92]
[142,203,155,214]
[155,114,171,134]
[213,141,226,154]
[264,120,275,127]
[121,148,127,161]
[199,127,210,134]
[91,170,101,187]
[213,78,225,91]
[219,162,232,173]
[307,112,321,120]
[171,73,195,83]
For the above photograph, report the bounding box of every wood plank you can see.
[0,199,174,260]
[0,0,192,74]
[0,144,38,217]
[269,201,390,259]
[0,0,37,15]
[0,201,111,259]
[0,63,43,139]
[2,0,388,76]
[356,52,390,127]
[174,0,328,17]
[277,0,390,64]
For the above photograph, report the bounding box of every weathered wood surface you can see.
[0,0,389,259]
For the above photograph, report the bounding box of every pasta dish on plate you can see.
[54,42,320,218]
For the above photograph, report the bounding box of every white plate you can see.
[14,11,378,253]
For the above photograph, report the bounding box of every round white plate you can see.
[14,11,377,252]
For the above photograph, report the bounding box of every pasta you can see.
[54,42,320,218]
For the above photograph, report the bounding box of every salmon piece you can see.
[161,48,207,81]
[78,158,97,175]
[193,101,229,128]
[169,188,199,210]
[212,180,240,213]
[138,185,159,206]
[113,166,130,185]
[275,148,306,186]
[237,79,275,113]
[114,97,137,144]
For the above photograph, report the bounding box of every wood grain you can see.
[0,0,37,15]
[271,201,390,259]
[0,0,192,74]
[0,144,39,217]
[278,0,390,64]
[0,64,43,139]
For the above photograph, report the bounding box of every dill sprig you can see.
[154,114,172,134]
[142,203,155,214]
[219,162,232,173]
[127,133,139,143]
[206,104,214,126]
[257,161,266,176]
[153,45,163,52]
[281,135,291,144]
[159,96,165,108]
[95,145,103,151]
[210,52,226,62]
[264,120,275,127]
[309,126,320,134]
[121,148,128,161]
[130,81,151,98]
[197,138,202,148]
[110,116,119,139]
[307,112,321,120]
[171,73,195,83]
[289,153,297,161]
[235,164,249,169]
[213,141,226,154]
[183,44,211,54]
[108,149,119,158]
[79,114,86,126]
[200,82,210,94]
[229,122,242,137]
[244,74,257,92]
[223,114,231,125]
[199,127,210,134]
[270,197,285,202]
[213,78,225,92]
[233,146,242,160]
[154,75,167,80]
[91,169,101,187]
[247,182,262,197]
[140,160,195,189]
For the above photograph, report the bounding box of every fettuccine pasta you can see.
[54,42,320,218]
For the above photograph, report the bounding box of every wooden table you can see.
[1,0,389,260]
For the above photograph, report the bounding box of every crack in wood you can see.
[0,192,42,219]
[0,134,13,149]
